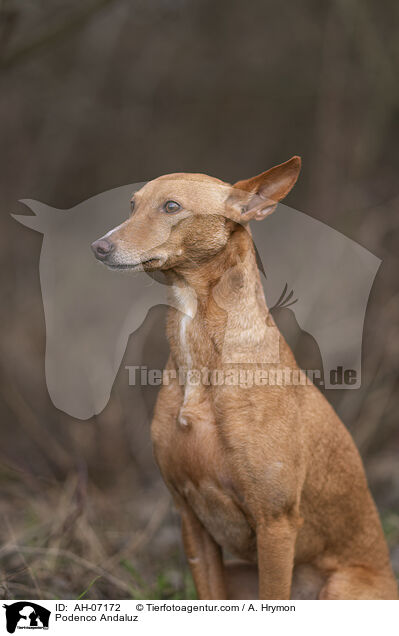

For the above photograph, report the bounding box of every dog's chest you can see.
[170,287,217,370]
[157,382,256,561]
[163,288,256,560]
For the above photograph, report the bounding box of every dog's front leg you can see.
[180,504,227,600]
[256,515,297,600]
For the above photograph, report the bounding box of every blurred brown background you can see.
[0,0,398,599]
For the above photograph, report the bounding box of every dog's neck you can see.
[164,224,283,370]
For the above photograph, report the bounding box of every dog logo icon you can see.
[3,602,50,633]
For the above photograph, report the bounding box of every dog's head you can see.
[91,156,301,272]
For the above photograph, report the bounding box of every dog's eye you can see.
[130,199,135,213]
[164,200,181,214]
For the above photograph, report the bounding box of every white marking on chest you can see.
[171,285,198,427]
[180,314,192,366]
[172,285,197,367]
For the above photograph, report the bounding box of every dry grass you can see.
[0,464,196,600]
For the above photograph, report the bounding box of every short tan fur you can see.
[92,158,397,600]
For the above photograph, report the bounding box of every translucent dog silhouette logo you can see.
[13,181,380,419]
[3,602,50,633]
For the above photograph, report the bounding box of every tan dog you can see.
[92,157,397,599]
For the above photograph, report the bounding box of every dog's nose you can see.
[91,238,115,260]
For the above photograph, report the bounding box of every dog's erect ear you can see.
[232,156,301,222]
